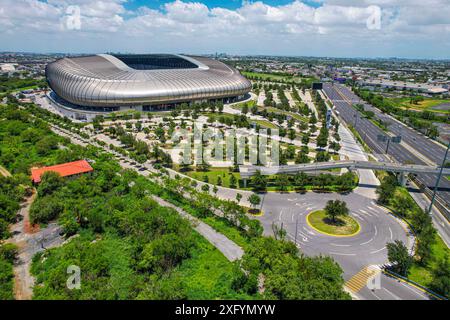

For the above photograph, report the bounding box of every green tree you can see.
[430,256,450,299]
[376,175,398,205]
[386,240,413,276]
[248,193,261,211]
[416,224,436,265]
[251,170,267,192]
[229,174,237,188]
[276,174,290,192]
[324,200,349,223]
[38,171,64,196]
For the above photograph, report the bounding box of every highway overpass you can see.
[239,160,450,186]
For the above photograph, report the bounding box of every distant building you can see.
[31,160,93,184]
[357,79,449,96]
[0,63,16,73]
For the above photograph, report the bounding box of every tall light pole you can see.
[428,142,450,215]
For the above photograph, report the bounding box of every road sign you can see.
[377,134,387,142]
[391,136,402,143]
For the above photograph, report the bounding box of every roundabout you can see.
[306,210,360,237]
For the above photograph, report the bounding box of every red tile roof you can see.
[31,160,93,183]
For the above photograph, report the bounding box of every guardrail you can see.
[382,268,448,300]
[239,160,450,179]
[411,176,450,222]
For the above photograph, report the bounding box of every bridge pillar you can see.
[243,179,247,188]
[398,172,408,186]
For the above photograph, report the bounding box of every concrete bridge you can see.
[239,160,450,186]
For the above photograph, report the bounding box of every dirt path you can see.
[6,190,63,300]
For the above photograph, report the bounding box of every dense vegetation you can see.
[0,244,17,299]
[0,102,350,300]
[250,171,357,192]
[0,76,47,94]
[376,173,450,298]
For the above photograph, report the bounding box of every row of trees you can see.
[250,171,356,192]
[377,174,449,298]
[353,88,442,139]
[5,100,350,300]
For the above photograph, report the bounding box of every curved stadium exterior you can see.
[45,54,251,120]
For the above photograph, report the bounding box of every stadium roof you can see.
[31,160,93,183]
[45,54,251,108]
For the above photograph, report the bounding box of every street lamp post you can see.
[427,142,450,215]
[294,216,298,246]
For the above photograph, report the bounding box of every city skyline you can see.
[0,0,449,59]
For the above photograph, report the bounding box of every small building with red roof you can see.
[31,159,94,184]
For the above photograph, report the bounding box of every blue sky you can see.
[124,0,322,11]
[0,0,449,59]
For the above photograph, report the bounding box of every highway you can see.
[323,83,450,246]
[324,83,450,196]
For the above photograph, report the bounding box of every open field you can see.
[242,71,317,85]
[389,97,450,114]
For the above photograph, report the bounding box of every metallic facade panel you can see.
[46,54,251,108]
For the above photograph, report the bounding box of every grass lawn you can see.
[389,97,450,114]
[242,71,317,84]
[408,234,449,288]
[179,167,241,189]
[264,107,309,123]
[381,184,450,292]
[307,210,360,236]
[250,119,279,129]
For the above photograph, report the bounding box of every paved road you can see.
[44,103,430,300]
[50,124,244,262]
[324,83,450,196]
[254,114,429,300]
[151,196,244,262]
[257,191,430,300]
[323,83,450,248]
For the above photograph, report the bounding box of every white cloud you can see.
[0,0,448,58]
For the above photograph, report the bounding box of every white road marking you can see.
[330,243,351,247]
[370,290,382,300]
[399,281,428,298]
[352,212,365,221]
[303,226,315,235]
[370,247,386,254]
[359,237,374,245]
[329,252,356,256]
[374,225,378,236]
[382,288,401,300]
[359,209,373,217]
[389,227,393,240]
[298,231,309,242]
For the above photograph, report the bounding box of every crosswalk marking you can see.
[345,265,381,293]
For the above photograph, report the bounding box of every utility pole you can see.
[354,113,358,127]
[294,216,298,246]
[385,138,391,154]
[428,142,450,215]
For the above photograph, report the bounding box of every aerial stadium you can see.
[45,54,252,121]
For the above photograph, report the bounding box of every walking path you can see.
[151,196,244,261]
[6,190,64,300]
[50,124,245,262]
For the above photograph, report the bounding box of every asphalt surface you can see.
[41,97,431,300]
[255,117,429,300]
[323,83,450,196]
[323,83,450,247]
[257,191,429,300]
